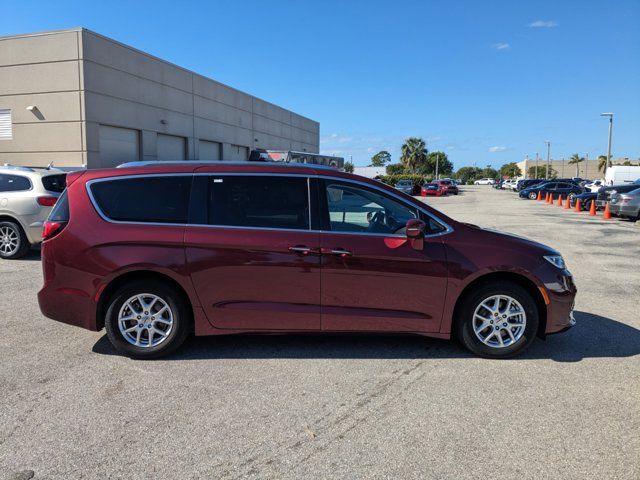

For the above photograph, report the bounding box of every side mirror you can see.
[406,219,426,250]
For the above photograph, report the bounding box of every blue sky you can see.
[3,0,639,168]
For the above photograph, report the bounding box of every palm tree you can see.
[568,153,585,177]
[597,155,608,173]
[400,137,428,173]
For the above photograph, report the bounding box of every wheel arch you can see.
[451,271,547,338]
[95,270,194,331]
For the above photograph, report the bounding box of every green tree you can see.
[417,151,454,177]
[400,137,428,173]
[527,165,557,179]
[370,150,392,167]
[499,162,522,178]
[386,163,406,175]
[481,165,498,179]
[456,166,483,184]
[568,153,585,177]
[343,161,354,173]
[597,155,608,173]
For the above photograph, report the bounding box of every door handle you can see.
[323,248,352,257]
[288,246,313,255]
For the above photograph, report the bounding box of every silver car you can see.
[609,188,640,221]
[0,165,66,259]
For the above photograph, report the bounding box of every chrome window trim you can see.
[85,172,454,238]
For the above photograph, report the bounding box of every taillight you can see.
[37,196,58,207]
[42,220,67,240]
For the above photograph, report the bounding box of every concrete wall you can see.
[515,159,637,180]
[0,30,85,167]
[0,28,320,169]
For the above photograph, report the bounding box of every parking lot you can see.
[1,185,638,480]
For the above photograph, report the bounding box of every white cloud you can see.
[492,43,511,50]
[489,146,508,153]
[528,20,557,28]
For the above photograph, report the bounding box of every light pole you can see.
[544,141,551,179]
[600,113,613,175]
[535,152,539,179]
[435,153,440,180]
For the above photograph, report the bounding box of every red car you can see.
[436,179,459,195]
[38,161,576,359]
[421,183,447,196]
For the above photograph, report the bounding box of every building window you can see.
[0,109,12,140]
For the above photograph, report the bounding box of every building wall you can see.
[0,30,85,167]
[0,28,320,169]
[516,159,609,180]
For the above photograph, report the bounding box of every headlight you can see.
[543,255,566,269]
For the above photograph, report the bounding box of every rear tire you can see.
[104,280,190,359]
[528,192,537,200]
[456,281,539,358]
[0,221,30,259]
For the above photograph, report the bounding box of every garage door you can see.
[228,144,249,161]
[157,134,186,161]
[99,125,139,167]
[199,140,221,160]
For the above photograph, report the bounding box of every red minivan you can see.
[38,161,576,359]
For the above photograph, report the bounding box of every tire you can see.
[528,192,537,200]
[0,221,30,259]
[455,281,539,358]
[104,280,191,359]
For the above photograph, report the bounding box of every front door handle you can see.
[289,245,313,255]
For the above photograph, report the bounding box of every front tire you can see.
[528,192,537,200]
[0,221,30,259]
[456,281,539,358]
[104,280,190,359]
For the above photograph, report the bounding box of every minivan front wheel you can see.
[104,280,190,359]
[456,281,539,358]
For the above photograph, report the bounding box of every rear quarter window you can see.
[89,175,191,224]
[0,174,31,192]
[41,174,67,193]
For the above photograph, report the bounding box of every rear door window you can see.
[207,175,309,230]
[89,175,191,223]
[0,174,31,192]
[41,174,67,193]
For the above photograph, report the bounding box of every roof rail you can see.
[1,164,36,172]
[116,160,340,171]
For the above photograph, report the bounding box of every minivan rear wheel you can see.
[0,221,30,259]
[456,281,539,358]
[104,280,190,359]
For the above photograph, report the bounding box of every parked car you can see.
[518,181,583,200]
[0,165,66,259]
[570,191,597,211]
[474,178,495,185]
[584,180,604,192]
[516,179,545,191]
[604,166,640,185]
[596,179,640,209]
[394,179,415,195]
[435,179,459,195]
[492,179,504,189]
[38,161,576,359]
[609,188,640,221]
[421,183,447,197]
[503,179,518,191]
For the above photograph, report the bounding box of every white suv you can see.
[474,178,495,185]
[0,165,66,259]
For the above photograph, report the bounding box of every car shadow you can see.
[92,310,639,362]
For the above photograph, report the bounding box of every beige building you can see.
[515,158,638,180]
[0,28,319,169]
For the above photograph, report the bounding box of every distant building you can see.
[353,166,387,178]
[515,158,639,180]
[0,28,319,169]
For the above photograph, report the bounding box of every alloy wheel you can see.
[118,293,174,347]
[0,225,20,257]
[472,295,527,348]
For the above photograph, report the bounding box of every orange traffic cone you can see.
[589,200,596,216]
[557,195,563,207]
[575,198,582,212]
[537,191,542,201]
[564,196,571,209]
[603,202,612,220]
[546,192,551,204]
